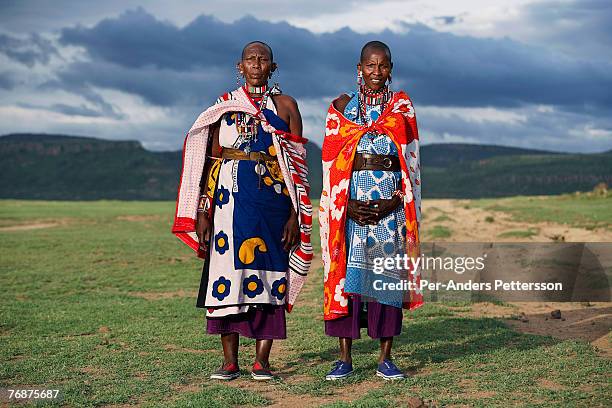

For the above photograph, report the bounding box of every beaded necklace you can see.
[246,84,267,95]
[358,84,392,137]
[236,84,270,153]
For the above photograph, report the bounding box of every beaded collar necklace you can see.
[246,84,267,99]
[358,84,392,127]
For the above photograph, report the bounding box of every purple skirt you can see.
[325,294,402,339]
[206,305,286,339]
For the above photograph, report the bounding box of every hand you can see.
[196,212,212,252]
[347,199,378,226]
[282,207,299,251]
[368,196,403,223]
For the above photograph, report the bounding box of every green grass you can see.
[1,199,610,407]
[470,192,612,230]
[432,214,452,222]
[427,225,452,239]
[497,228,539,239]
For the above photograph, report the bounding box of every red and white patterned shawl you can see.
[172,86,313,312]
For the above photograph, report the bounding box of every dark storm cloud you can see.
[55,7,612,113]
[0,72,17,89]
[48,103,106,117]
[0,0,364,34]
[38,77,124,119]
[0,32,58,67]
[18,101,113,118]
[516,0,612,58]
[41,59,227,107]
[385,23,610,113]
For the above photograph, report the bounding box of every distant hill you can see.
[419,143,611,198]
[1,133,610,200]
[422,150,612,198]
[419,143,565,168]
[0,134,180,200]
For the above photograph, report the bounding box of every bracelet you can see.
[197,195,212,213]
[392,189,405,199]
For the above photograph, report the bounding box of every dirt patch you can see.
[537,378,566,390]
[0,222,60,232]
[590,334,612,358]
[62,330,98,339]
[129,290,197,300]
[457,302,612,358]
[465,390,497,399]
[422,199,612,242]
[171,382,201,393]
[79,366,108,379]
[452,302,519,319]
[419,199,612,358]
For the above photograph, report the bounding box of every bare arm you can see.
[272,94,302,136]
[332,94,351,114]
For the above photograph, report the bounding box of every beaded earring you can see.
[357,71,363,86]
[236,66,243,87]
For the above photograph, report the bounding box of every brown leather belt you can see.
[353,153,401,171]
[221,147,276,162]
[220,147,277,190]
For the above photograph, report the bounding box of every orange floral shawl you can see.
[319,90,424,320]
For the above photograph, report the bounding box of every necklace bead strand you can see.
[358,84,392,131]
[236,84,271,153]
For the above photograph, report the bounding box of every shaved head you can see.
[241,41,274,61]
[360,40,392,63]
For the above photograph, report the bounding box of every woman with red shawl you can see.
[319,41,423,381]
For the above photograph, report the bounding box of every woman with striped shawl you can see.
[172,41,312,381]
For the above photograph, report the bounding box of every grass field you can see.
[1,197,611,407]
[469,191,612,231]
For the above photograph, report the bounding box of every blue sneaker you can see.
[325,360,354,380]
[376,359,406,380]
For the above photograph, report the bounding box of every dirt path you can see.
[422,198,612,242]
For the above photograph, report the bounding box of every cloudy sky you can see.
[0,0,610,152]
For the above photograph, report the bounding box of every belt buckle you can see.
[383,157,393,169]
